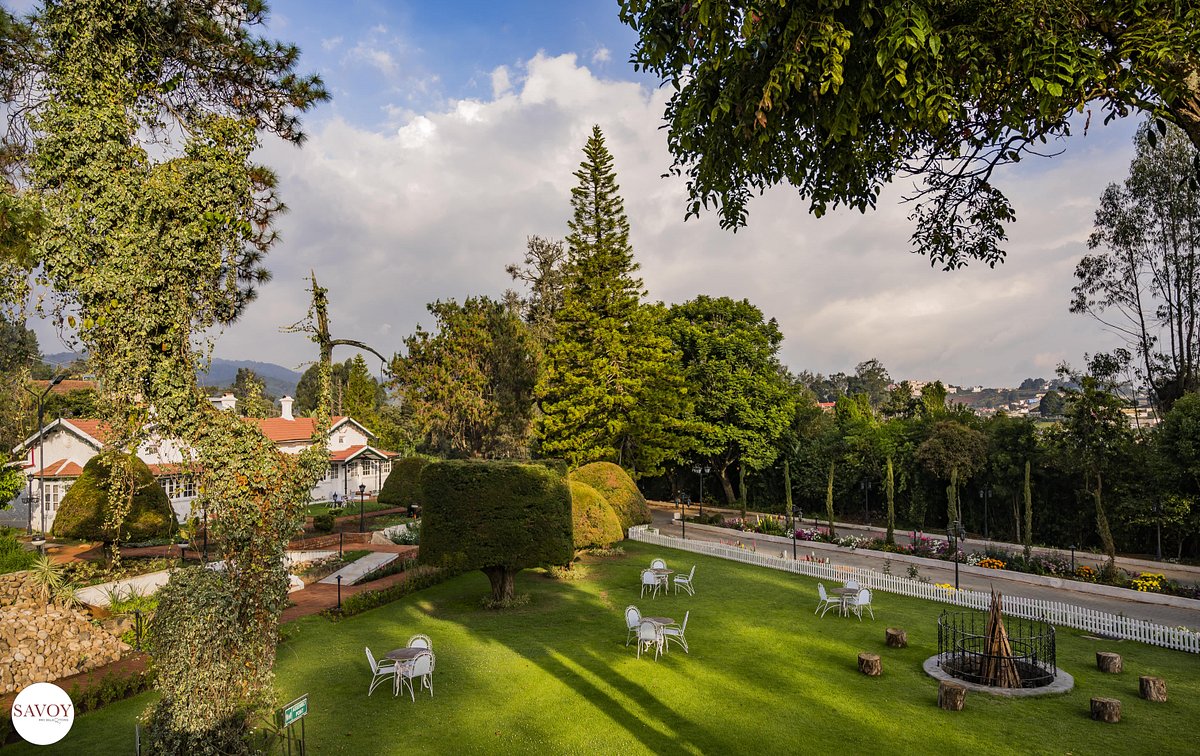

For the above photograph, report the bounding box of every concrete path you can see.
[649,509,1200,628]
[318,551,397,585]
[77,570,173,607]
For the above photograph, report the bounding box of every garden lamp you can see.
[358,482,366,533]
[691,463,711,519]
[950,520,966,590]
[792,505,802,560]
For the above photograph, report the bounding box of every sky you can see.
[25,0,1139,388]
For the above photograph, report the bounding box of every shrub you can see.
[312,513,335,533]
[377,456,429,508]
[52,453,176,543]
[0,529,35,574]
[569,480,623,550]
[568,462,651,530]
[333,564,453,617]
[420,460,573,602]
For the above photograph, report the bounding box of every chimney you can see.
[280,395,294,421]
[220,392,237,411]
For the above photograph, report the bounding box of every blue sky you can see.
[19,0,1143,387]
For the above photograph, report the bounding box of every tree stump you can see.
[1139,676,1167,702]
[1090,697,1121,723]
[857,652,881,676]
[1096,651,1123,674]
[937,680,966,711]
[885,628,908,648]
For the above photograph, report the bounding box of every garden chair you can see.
[636,619,663,660]
[407,634,432,650]
[625,605,642,646]
[661,611,690,653]
[650,558,667,570]
[846,588,874,621]
[640,569,661,598]
[843,578,860,592]
[395,651,435,700]
[815,584,842,617]
[364,647,397,696]
[673,565,696,596]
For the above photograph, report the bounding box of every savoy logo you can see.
[11,682,75,745]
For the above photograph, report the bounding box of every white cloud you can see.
[347,43,397,76]
[321,36,343,52]
[224,53,1133,387]
[592,46,611,64]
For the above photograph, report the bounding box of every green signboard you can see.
[282,695,308,728]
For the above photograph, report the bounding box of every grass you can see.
[305,500,393,517]
[15,542,1200,754]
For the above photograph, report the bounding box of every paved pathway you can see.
[649,509,1200,628]
[319,551,398,585]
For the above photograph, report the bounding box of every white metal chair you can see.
[844,578,860,592]
[846,588,874,621]
[395,651,435,700]
[640,569,661,598]
[661,611,690,653]
[815,583,842,617]
[650,558,667,570]
[625,605,642,646]
[407,634,432,650]
[674,565,696,596]
[364,647,397,696]
[636,619,663,660]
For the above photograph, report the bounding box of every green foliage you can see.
[419,460,573,601]
[0,453,24,505]
[568,461,651,530]
[378,456,429,508]
[311,512,334,533]
[332,564,451,618]
[536,126,693,477]
[506,235,568,344]
[392,297,538,458]
[0,528,35,574]
[146,567,264,754]
[68,669,156,718]
[52,453,176,543]
[568,480,623,550]
[344,355,382,430]
[231,368,275,419]
[619,0,1200,267]
[915,421,988,482]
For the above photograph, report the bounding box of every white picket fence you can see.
[628,526,1200,654]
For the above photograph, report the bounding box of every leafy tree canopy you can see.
[619,0,1200,268]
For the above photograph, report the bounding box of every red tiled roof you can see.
[146,463,186,476]
[63,419,113,442]
[250,416,348,442]
[32,459,84,478]
[32,379,97,395]
[328,445,399,462]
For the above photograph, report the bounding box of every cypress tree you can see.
[537,125,690,476]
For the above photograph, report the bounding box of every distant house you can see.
[7,395,395,531]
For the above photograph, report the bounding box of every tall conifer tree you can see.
[537,126,690,476]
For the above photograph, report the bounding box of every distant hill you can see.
[43,352,302,399]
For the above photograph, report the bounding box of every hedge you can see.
[377,456,429,508]
[419,460,573,599]
[568,462,651,530]
[331,563,457,618]
[569,480,622,550]
[52,453,176,542]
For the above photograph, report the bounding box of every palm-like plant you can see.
[29,554,64,604]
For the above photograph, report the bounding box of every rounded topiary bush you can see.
[569,480,623,550]
[52,453,176,542]
[378,456,429,508]
[568,462,651,530]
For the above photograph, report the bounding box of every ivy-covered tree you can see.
[3,1,330,750]
[619,1,1200,268]
[665,295,793,504]
[232,367,275,418]
[536,126,692,477]
[392,297,539,458]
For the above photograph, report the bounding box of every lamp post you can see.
[691,463,711,520]
[1070,544,1076,573]
[792,505,802,560]
[23,374,66,537]
[1152,502,1162,560]
[358,483,366,533]
[949,520,966,590]
[979,485,991,540]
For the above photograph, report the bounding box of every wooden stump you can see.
[1090,697,1121,723]
[885,628,908,648]
[857,652,881,676]
[1139,676,1168,702]
[1096,651,1123,674]
[937,680,966,711]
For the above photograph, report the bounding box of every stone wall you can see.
[0,571,128,695]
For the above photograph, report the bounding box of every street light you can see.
[691,463,711,520]
[358,483,366,533]
[792,505,802,560]
[24,374,66,537]
[949,520,966,590]
[979,486,991,540]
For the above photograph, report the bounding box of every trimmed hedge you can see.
[52,453,176,542]
[568,462,651,530]
[569,480,623,550]
[419,460,573,596]
[332,563,455,618]
[378,456,429,508]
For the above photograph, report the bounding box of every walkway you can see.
[649,508,1200,628]
[319,552,397,585]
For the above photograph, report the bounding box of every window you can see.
[160,476,178,499]
[43,480,70,510]
[381,460,392,477]
[328,465,340,480]
[181,477,197,498]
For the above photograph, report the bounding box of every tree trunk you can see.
[825,462,836,538]
[885,456,895,545]
[1090,697,1121,723]
[738,462,747,518]
[1023,460,1033,559]
[947,467,959,527]
[1096,651,1123,674]
[938,680,966,711]
[783,459,793,530]
[1139,675,1167,702]
[857,653,881,676]
[482,566,516,603]
[1093,472,1116,560]
[719,464,736,505]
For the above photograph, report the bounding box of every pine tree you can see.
[536,126,691,477]
[344,355,380,428]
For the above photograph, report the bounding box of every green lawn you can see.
[305,499,394,517]
[17,542,1200,754]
